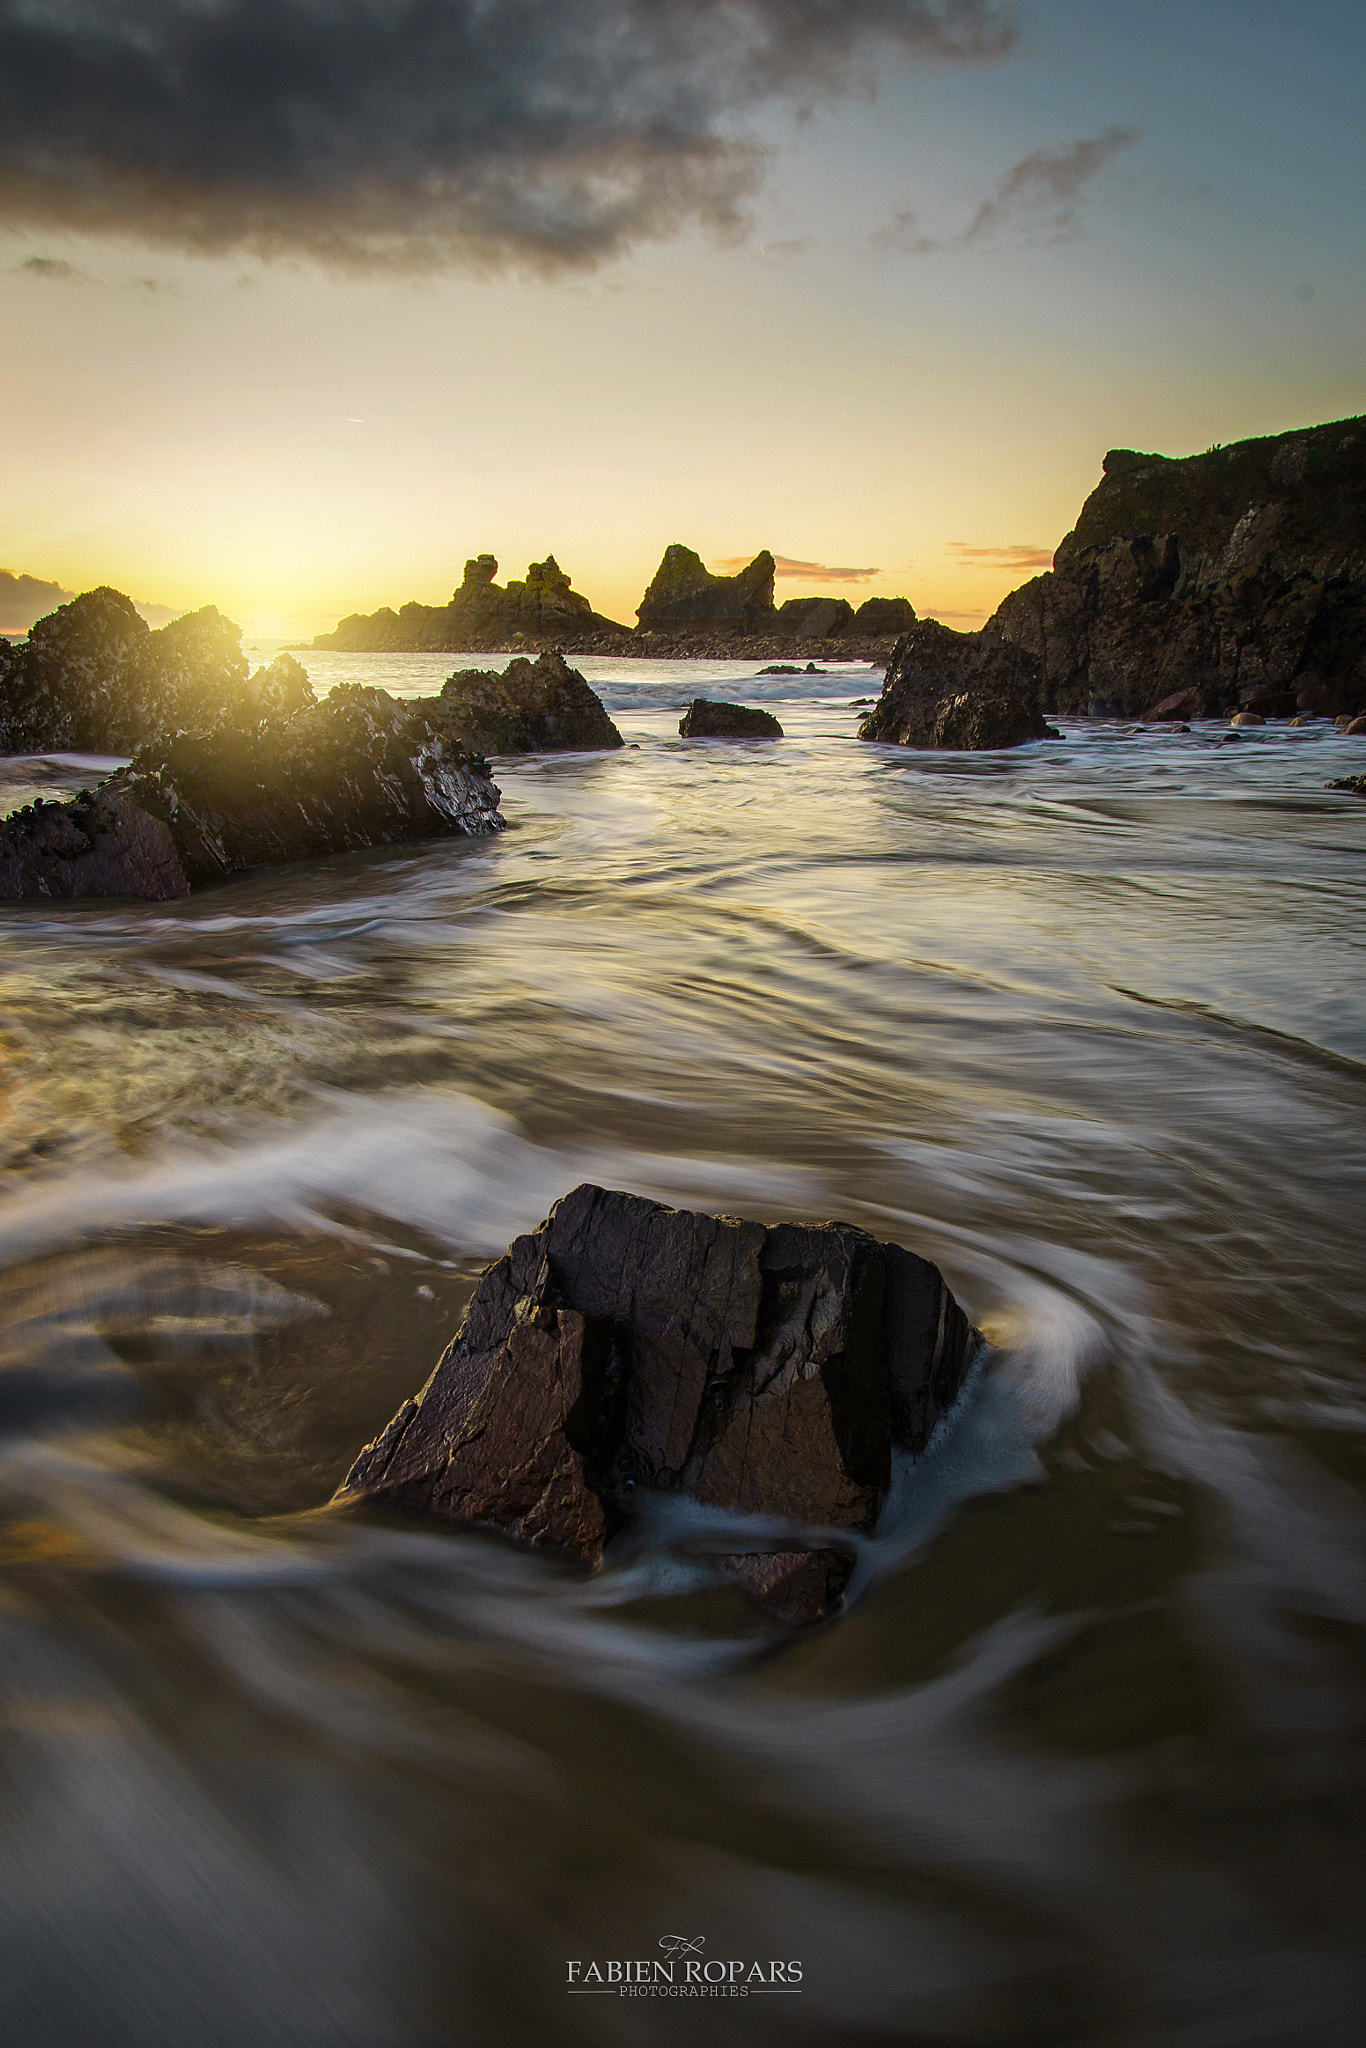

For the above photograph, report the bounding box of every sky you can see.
[1,0,1363,640]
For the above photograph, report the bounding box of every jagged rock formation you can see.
[438,651,623,752]
[0,685,504,899]
[337,1183,979,1623]
[636,547,777,633]
[858,621,1054,750]
[0,791,190,900]
[0,588,314,754]
[989,417,1366,719]
[313,555,629,654]
[678,699,783,739]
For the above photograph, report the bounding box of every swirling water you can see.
[1,653,1364,2046]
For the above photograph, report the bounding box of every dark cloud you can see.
[0,1,1016,274]
[0,570,75,631]
[718,554,881,581]
[873,126,1140,254]
[945,540,1054,569]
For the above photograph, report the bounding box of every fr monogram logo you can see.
[658,1935,705,1958]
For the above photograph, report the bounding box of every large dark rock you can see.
[1,588,315,754]
[774,596,855,639]
[0,685,504,900]
[0,791,189,900]
[678,699,784,739]
[438,650,623,752]
[854,596,917,635]
[858,621,1052,749]
[636,547,776,633]
[313,555,629,653]
[989,418,1366,720]
[337,1184,979,1621]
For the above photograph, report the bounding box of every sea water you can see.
[0,652,1363,2045]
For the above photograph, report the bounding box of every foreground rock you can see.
[0,791,189,900]
[1,588,315,754]
[439,650,623,752]
[858,621,1055,749]
[314,555,630,654]
[1327,774,1366,796]
[0,685,504,899]
[990,417,1366,720]
[678,699,784,739]
[337,1184,979,1623]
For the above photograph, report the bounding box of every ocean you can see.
[1,649,1364,2045]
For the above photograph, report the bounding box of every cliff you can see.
[313,555,629,653]
[989,417,1366,718]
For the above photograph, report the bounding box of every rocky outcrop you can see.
[989,418,1366,719]
[636,547,776,633]
[858,620,1054,749]
[1328,774,1366,796]
[337,1183,979,1623]
[775,596,855,639]
[438,651,623,752]
[0,685,504,900]
[0,791,189,900]
[0,588,315,754]
[853,596,917,635]
[313,556,629,654]
[678,699,784,739]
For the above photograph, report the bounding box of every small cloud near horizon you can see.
[718,554,881,583]
[945,540,1054,570]
[760,236,814,259]
[14,254,88,281]
[873,127,1140,256]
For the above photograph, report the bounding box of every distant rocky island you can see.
[310,414,1366,710]
[313,545,917,660]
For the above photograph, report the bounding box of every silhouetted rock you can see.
[0,588,314,754]
[0,791,189,900]
[314,555,629,653]
[758,663,826,675]
[775,596,855,638]
[990,418,1366,720]
[678,699,783,739]
[858,621,1053,749]
[1327,774,1366,794]
[439,650,623,752]
[1,685,504,900]
[337,1183,979,1623]
[854,596,917,634]
[636,547,776,632]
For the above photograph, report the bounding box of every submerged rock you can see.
[1,587,315,754]
[678,699,784,739]
[0,685,504,900]
[989,418,1366,721]
[439,650,623,753]
[337,1183,979,1623]
[858,621,1053,749]
[1327,774,1366,795]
